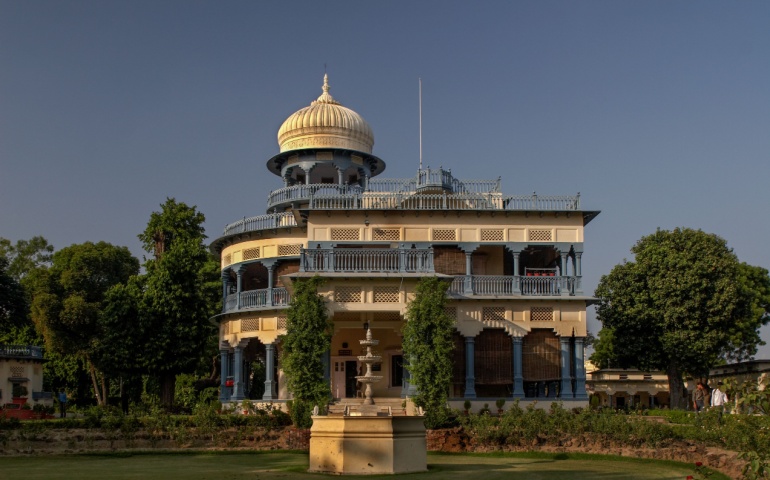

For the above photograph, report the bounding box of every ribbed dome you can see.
[277,75,375,153]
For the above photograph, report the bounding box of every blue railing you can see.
[0,345,43,359]
[448,275,580,296]
[300,248,434,273]
[223,287,290,313]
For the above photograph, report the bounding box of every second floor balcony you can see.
[300,247,434,273]
[449,275,580,297]
[224,287,290,313]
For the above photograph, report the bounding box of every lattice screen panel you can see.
[530,307,554,322]
[242,318,261,332]
[333,312,362,322]
[277,316,287,330]
[335,286,362,303]
[222,322,230,335]
[522,330,560,381]
[528,229,553,242]
[480,229,505,242]
[316,152,333,161]
[374,311,402,322]
[373,286,400,303]
[483,306,506,322]
[331,228,360,241]
[432,229,456,241]
[475,329,513,385]
[243,248,260,260]
[10,366,24,377]
[372,228,400,241]
[444,306,458,320]
[278,244,302,256]
[223,254,232,267]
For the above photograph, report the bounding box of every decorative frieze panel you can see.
[432,229,456,241]
[373,286,400,303]
[222,322,230,335]
[529,229,553,242]
[331,228,360,241]
[480,229,504,242]
[243,247,260,260]
[483,306,506,322]
[335,286,362,303]
[277,315,287,330]
[278,244,302,256]
[10,366,24,377]
[372,228,400,241]
[444,306,458,320]
[222,254,232,267]
[531,307,554,322]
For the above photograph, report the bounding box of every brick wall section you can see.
[285,427,311,450]
[276,260,300,287]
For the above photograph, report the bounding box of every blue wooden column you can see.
[512,337,524,398]
[512,251,521,294]
[221,269,231,313]
[219,345,231,402]
[574,252,583,294]
[559,337,572,398]
[236,265,247,310]
[263,342,277,401]
[267,263,275,306]
[464,336,477,398]
[573,337,588,400]
[232,343,245,401]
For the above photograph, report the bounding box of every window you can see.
[391,355,404,388]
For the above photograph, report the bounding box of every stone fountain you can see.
[308,327,427,475]
[356,327,382,408]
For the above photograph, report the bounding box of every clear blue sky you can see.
[2,1,769,356]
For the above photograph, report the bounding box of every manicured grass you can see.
[0,451,728,480]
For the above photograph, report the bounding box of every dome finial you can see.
[314,73,338,105]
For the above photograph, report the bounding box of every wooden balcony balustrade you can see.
[223,287,290,313]
[449,275,580,297]
[300,247,434,273]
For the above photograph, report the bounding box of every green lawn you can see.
[0,451,727,480]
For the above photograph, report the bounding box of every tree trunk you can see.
[160,372,176,407]
[87,358,104,406]
[666,363,688,409]
[102,375,109,406]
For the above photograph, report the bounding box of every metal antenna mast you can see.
[419,77,423,170]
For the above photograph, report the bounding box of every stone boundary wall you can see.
[0,426,743,478]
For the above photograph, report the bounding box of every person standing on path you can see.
[711,381,728,411]
[57,389,67,418]
[692,381,706,412]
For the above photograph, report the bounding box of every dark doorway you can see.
[345,360,358,398]
[391,355,403,388]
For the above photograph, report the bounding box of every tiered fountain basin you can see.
[308,415,427,475]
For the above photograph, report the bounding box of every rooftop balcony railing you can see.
[223,287,290,313]
[448,275,580,297]
[223,212,297,236]
[0,345,43,359]
[300,247,434,273]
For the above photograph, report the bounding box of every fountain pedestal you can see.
[308,327,427,475]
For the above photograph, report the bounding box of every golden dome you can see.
[277,75,375,153]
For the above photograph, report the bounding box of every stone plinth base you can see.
[309,416,427,475]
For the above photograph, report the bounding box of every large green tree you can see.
[402,276,454,428]
[0,257,27,342]
[29,241,139,405]
[0,236,54,282]
[104,198,219,407]
[593,228,770,409]
[281,276,333,427]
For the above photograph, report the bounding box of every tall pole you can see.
[419,77,423,171]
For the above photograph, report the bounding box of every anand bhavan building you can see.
[210,76,600,408]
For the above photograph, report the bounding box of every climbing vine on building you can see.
[402,276,454,428]
[281,276,332,427]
